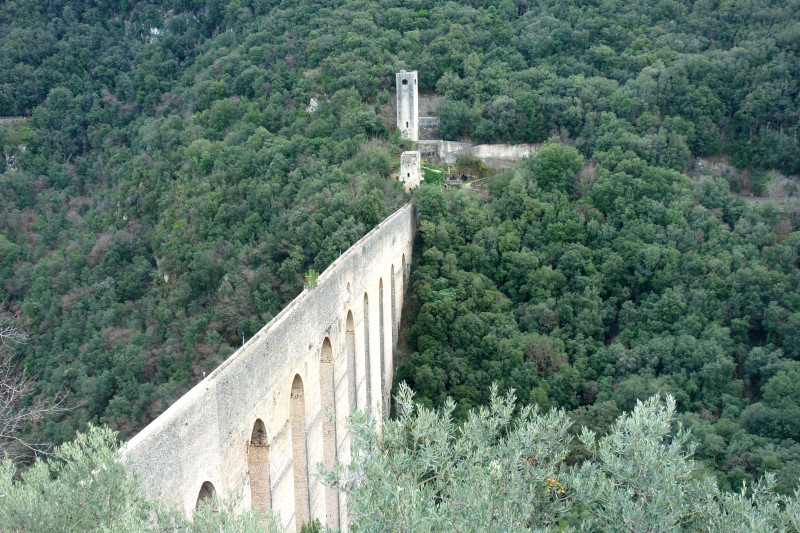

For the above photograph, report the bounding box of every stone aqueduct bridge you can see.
[124,205,416,532]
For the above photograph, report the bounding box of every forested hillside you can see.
[401,142,800,493]
[0,0,799,455]
[0,0,406,444]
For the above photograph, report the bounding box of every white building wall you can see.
[400,151,421,192]
[395,70,419,142]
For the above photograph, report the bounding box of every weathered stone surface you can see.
[395,70,418,142]
[463,143,540,168]
[418,117,440,141]
[123,205,415,532]
[306,97,318,113]
[417,95,443,117]
[425,142,540,168]
[400,151,421,192]
[416,140,473,160]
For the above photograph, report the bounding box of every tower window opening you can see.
[406,121,409,128]
[402,79,408,85]
[407,173,410,177]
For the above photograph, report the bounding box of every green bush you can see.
[0,425,281,532]
[324,386,800,532]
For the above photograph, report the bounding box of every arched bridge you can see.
[124,205,416,532]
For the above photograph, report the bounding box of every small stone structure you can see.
[399,151,422,192]
[395,70,441,142]
[124,206,416,533]
[395,70,418,142]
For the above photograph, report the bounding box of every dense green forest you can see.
[400,142,800,493]
[0,0,407,444]
[0,0,799,478]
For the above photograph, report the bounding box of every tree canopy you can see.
[401,142,800,493]
[333,386,800,531]
[0,0,798,492]
[7,389,800,532]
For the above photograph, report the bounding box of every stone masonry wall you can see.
[395,70,418,142]
[123,205,416,532]
[418,117,440,141]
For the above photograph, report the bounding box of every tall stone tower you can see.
[400,151,421,192]
[396,70,419,142]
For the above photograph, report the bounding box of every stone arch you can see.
[363,293,372,416]
[346,311,356,411]
[319,338,339,528]
[379,278,387,416]
[248,419,271,513]
[402,253,408,286]
[195,481,216,509]
[290,375,309,531]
